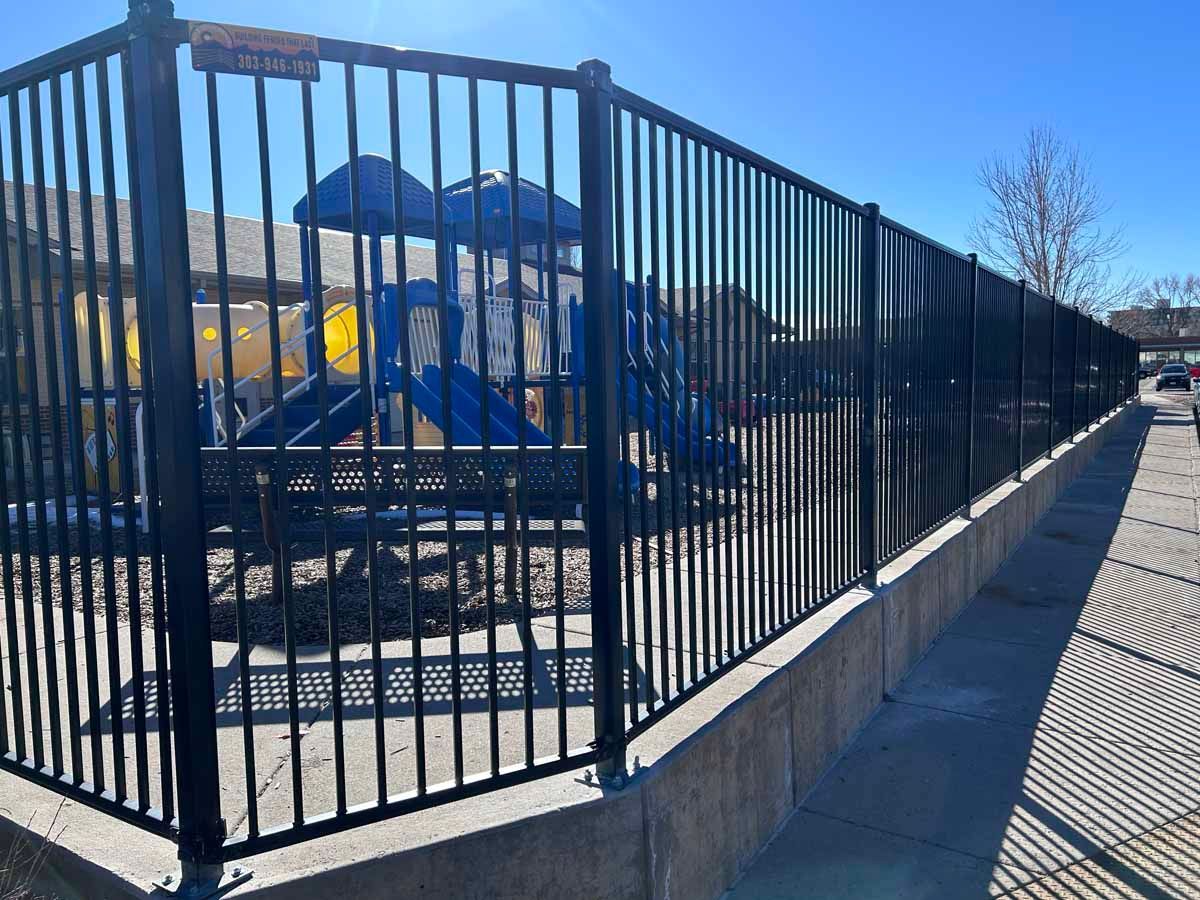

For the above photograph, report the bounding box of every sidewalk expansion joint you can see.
[886,697,1200,762]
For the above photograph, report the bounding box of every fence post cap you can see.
[127,0,174,19]
[127,0,174,36]
[577,58,612,88]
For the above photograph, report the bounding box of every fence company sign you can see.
[189,22,320,81]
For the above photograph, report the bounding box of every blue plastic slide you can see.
[409,362,640,493]
[623,372,737,470]
[447,363,552,445]
[401,365,483,445]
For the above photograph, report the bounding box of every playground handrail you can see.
[205,301,367,446]
[413,289,575,381]
[283,385,363,447]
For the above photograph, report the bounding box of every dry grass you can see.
[0,801,64,900]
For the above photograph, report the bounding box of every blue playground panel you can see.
[617,279,738,470]
[227,154,731,500]
[292,153,440,239]
[442,169,583,250]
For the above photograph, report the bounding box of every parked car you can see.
[1155,363,1192,392]
[1189,363,1200,380]
[1136,362,1155,379]
[692,381,760,425]
[717,397,759,426]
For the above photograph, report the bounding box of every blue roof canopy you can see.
[292,153,440,239]
[442,170,582,251]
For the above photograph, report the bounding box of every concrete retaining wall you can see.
[7,400,1139,899]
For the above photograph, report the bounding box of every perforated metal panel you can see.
[200,446,584,508]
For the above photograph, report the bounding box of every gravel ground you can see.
[4,410,865,646]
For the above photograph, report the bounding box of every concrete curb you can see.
[4,400,1141,900]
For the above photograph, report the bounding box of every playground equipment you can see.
[68,152,738,532]
[618,278,735,469]
[289,155,586,453]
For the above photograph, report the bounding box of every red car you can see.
[691,378,760,425]
[717,398,759,426]
[1190,364,1200,380]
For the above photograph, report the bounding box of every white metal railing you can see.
[408,289,574,381]
[202,284,579,447]
[627,306,685,403]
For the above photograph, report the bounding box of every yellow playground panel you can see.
[80,400,122,494]
[72,287,371,389]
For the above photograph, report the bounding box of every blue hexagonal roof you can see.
[292,153,439,239]
[441,170,582,250]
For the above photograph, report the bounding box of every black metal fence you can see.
[0,0,1137,881]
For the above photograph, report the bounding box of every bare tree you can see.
[968,126,1139,315]
[1113,273,1200,336]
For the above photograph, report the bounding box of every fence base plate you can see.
[154,864,252,898]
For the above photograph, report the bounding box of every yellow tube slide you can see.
[73,292,367,389]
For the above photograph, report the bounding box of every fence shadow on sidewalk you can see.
[946,399,1200,897]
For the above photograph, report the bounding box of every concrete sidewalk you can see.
[728,393,1200,899]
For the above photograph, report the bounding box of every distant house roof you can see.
[1133,334,1200,352]
[2,180,581,302]
[665,285,790,334]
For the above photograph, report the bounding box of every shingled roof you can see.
[2,180,583,301]
[665,285,791,334]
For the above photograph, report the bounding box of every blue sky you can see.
[1,0,1196,283]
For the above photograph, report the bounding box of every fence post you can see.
[1103,322,1109,419]
[1123,335,1128,402]
[1089,317,1096,425]
[1089,316,1099,429]
[1134,338,1140,397]
[1122,334,1127,402]
[860,203,881,586]
[964,253,979,517]
[127,0,225,879]
[1015,279,1026,481]
[1133,337,1139,399]
[1068,306,1079,441]
[576,58,627,783]
[1046,297,1056,459]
